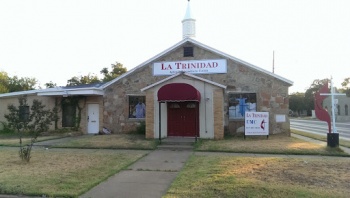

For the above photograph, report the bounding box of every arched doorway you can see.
[167,102,199,137]
[158,83,200,137]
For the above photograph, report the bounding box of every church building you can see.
[0,1,293,139]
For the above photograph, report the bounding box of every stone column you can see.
[145,91,154,139]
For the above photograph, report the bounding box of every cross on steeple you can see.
[182,0,196,38]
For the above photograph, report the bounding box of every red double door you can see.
[167,102,199,137]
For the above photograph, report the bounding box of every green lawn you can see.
[165,155,350,198]
[54,134,158,150]
[1,132,349,197]
[0,147,148,197]
[195,133,348,156]
[0,134,66,146]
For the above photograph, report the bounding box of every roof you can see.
[0,83,105,98]
[101,37,293,90]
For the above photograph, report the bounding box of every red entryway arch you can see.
[157,83,200,138]
[158,83,201,102]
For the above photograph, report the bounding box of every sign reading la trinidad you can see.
[245,112,269,136]
[153,59,227,76]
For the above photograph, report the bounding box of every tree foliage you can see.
[66,73,100,86]
[0,71,9,93]
[303,78,329,115]
[65,62,127,86]
[340,77,350,97]
[100,62,127,82]
[289,78,330,116]
[45,81,57,88]
[4,95,55,162]
[0,71,37,93]
[289,92,307,115]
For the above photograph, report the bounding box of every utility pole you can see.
[272,50,275,73]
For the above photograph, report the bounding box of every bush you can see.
[135,121,145,135]
[0,121,15,134]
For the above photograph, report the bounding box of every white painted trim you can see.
[141,72,226,92]
[0,86,104,98]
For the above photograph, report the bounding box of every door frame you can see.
[87,103,99,134]
[167,101,199,137]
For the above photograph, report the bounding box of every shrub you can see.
[135,121,146,135]
[0,121,15,134]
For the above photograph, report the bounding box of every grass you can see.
[0,134,68,147]
[1,132,349,197]
[195,133,349,156]
[0,147,148,197]
[54,134,158,150]
[292,129,350,148]
[165,155,350,198]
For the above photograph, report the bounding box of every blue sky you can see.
[1,0,349,93]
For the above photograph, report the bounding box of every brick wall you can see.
[145,91,154,139]
[213,89,224,139]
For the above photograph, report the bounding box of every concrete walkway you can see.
[80,149,192,198]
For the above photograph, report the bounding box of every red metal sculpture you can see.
[314,83,331,133]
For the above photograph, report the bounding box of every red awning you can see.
[157,83,201,102]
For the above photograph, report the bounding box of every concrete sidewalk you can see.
[80,149,192,198]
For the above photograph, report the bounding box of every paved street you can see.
[290,118,350,140]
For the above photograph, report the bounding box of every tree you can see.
[66,73,100,86]
[340,77,350,97]
[45,81,57,88]
[304,78,329,115]
[0,71,9,93]
[8,75,37,92]
[289,92,307,116]
[100,62,127,82]
[4,95,55,162]
[0,71,37,93]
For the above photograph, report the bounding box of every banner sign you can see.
[245,112,269,136]
[153,59,227,76]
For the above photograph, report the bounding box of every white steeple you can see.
[182,0,196,39]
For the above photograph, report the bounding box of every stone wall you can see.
[103,43,291,134]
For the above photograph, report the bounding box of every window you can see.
[345,105,348,116]
[183,47,193,57]
[62,103,76,127]
[337,105,340,115]
[228,93,257,119]
[186,102,196,108]
[169,103,180,108]
[129,96,146,118]
[19,106,30,122]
